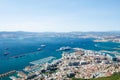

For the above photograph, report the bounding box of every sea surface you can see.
[0,37,120,74]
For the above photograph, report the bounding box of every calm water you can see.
[0,37,120,74]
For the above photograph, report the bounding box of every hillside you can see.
[72,72,120,80]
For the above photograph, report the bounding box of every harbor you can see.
[7,48,120,80]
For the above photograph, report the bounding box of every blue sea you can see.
[0,37,120,74]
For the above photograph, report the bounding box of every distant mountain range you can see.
[0,31,120,38]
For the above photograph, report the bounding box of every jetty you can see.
[30,56,56,65]
[0,70,16,78]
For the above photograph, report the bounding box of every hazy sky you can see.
[0,0,120,32]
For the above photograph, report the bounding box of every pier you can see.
[0,70,16,78]
[30,56,56,65]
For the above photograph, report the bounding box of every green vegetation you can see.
[72,72,120,80]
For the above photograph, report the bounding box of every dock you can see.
[0,70,16,78]
[30,56,56,65]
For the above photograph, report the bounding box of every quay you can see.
[0,70,16,78]
[30,56,56,65]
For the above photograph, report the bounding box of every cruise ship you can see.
[56,46,71,51]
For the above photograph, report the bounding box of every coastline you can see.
[0,37,120,79]
[6,48,120,80]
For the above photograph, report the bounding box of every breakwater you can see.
[0,70,16,78]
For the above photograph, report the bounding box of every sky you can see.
[0,0,120,32]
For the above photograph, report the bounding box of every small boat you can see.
[4,52,10,56]
[37,48,41,51]
[9,76,17,80]
[41,44,46,47]
[11,54,25,58]
[19,54,26,57]
[12,56,19,58]
[5,48,9,50]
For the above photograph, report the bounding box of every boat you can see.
[11,54,26,58]
[41,44,46,47]
[12,56,19,58]
[19,54,26,57]
[9,76,17,80]
[4,52,10,56]
[57,46,71,51]
[37,48,41,51]
[5,48,9,50]
[36,44,46,51]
